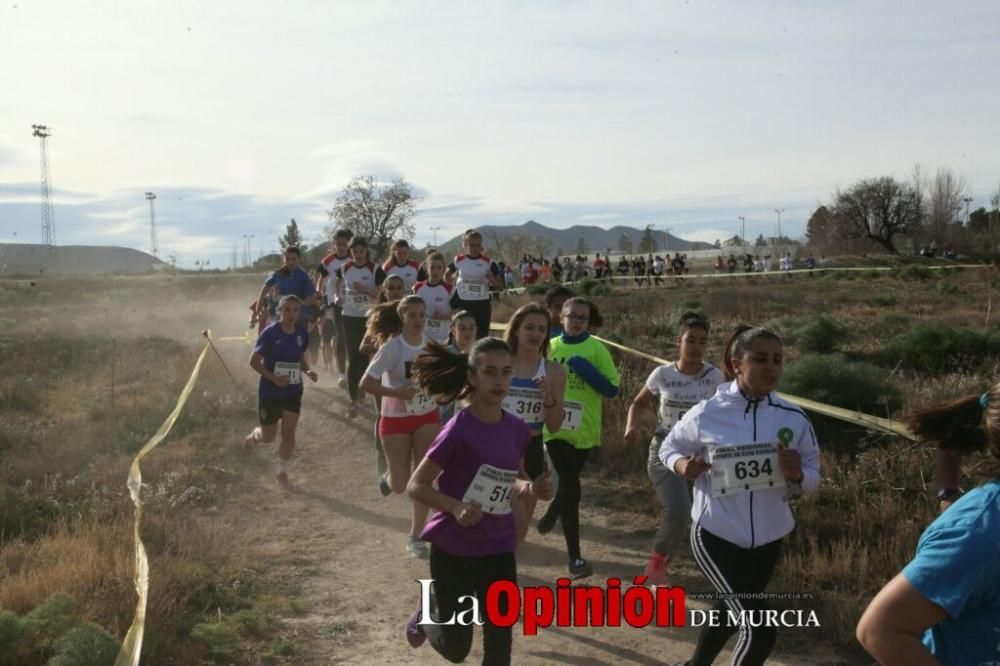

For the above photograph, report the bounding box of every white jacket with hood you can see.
[659,380,820,549]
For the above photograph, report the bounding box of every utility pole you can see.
[145,192,158,258]
[774,208,785,242]
[430,226,441,246]
[663,227,673,254]
[738,216,746,246]
[31,124,56,245]
[242,234,254,267]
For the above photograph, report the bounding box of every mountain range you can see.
[435,221,712,259]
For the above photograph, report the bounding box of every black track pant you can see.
[540,439,590,561]
[425,545,517,666]
[331,305,347,373]
[342,314,367,402]
[687,524,782,666]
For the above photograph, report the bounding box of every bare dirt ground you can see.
[217,362,855,666]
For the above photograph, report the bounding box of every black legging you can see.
[331,305,347,374]
[541,439,590,561]
[425,545,517,666]
[688,523,782,666]
[342,314,367,402]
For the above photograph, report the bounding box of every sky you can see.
[1,1,998,267]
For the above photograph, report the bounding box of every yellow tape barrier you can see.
[115,338,212,666]
[489,322,914,439]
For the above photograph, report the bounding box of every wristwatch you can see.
[936,487,963,502]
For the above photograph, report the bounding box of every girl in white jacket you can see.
[659,325,820,666]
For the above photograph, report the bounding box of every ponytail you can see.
[365,300,402,348]
[902,394,989,456]
[412,337,511,404]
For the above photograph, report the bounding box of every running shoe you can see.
[276,471,291,490]
[569,558,593,579]
[643,552,670,587]
[407,534,429,560]
[536,510,559,535]
[241,431,257,453]
[405,606,426,648]
[378,472,392,497]
[347,401,359,419]
[337,376,347,389]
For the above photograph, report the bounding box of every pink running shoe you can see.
[643,552,670,587]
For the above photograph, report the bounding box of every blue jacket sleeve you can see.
[567,355,619,398]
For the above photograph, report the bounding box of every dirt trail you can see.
[221,372,851,665]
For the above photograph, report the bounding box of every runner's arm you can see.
[407,457,482,527]
[856,574,945,666]
[250,351,286,387]
[624,385,656,443]
[543,362,567,434]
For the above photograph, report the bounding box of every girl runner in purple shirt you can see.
[242,295,318,489]
[405,337,553,665]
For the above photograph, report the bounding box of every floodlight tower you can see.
[31,124,55,245]
[145,192,158,258]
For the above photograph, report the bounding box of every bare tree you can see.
[927,167,967,244]
[533,235,552,260]
[327,175,418,260]
[831,177,924,253]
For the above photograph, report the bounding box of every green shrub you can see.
[49,623,118,666]
[899,264,931,281]
[869,295,898,308]
[574,278,612,297]
[880,323,1000,373]
[190,621,242,658]
[22,593,80,652]
[0,482,63,542]
[0,610,27,662]
[794,315,847,353]
[782,354,899,411]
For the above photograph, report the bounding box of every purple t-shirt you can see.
[421,408,530,557]
[254,321,309,400]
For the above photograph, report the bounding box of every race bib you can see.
[502,386,545,424]
[274,361,301,385]
[458,280,487,301]
[560,400,583,432]
[347,292,371,310]
[406,389,437,415]
[462,464,517,515]
[708,442,785,498]
[425,318,449,342]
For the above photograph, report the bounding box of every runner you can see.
[856,385,1000,665]
[670,252,686,285]
[436,310,478,425]
[255,245,317,326]
[446,229,501,339]
[543,285,573,338]
[413,252,454,346]
[382,239,426,292]
[315,228,353,383]
[727,254,738,274]
[405,337,554,664]
[537,297,620,578]
[651,255,666,286]
[659,325,820,666]
[335,236,386,419]
[623,312,725,586]
[242,295,319,489]
[359,274,409,495]
[502,303,566,533]
[360,295,438,559]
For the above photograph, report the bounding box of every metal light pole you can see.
[663,227,673,254]
[145,192,158,258]
[242,234,254,267]
[774,208,785,243]
[738,216,746,246]
[430,226,441,246]
[31,124,56,245]
[963,197,973,225]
